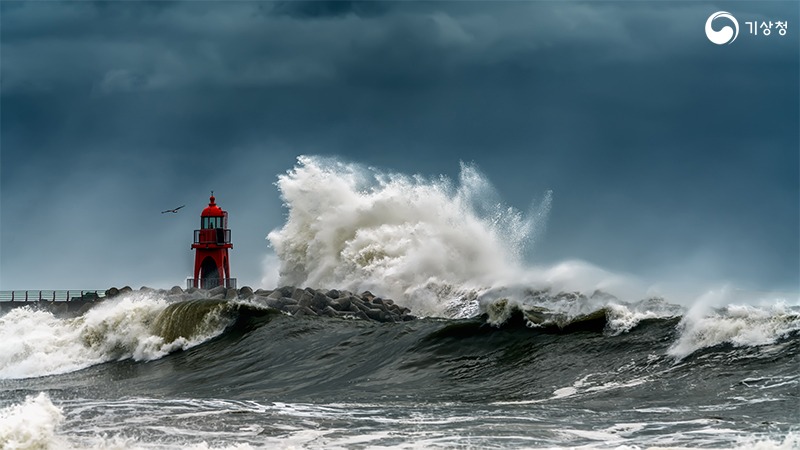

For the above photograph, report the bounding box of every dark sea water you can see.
[1,291,798,449]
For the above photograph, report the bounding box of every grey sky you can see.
[1,1,797,293]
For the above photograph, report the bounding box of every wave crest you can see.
[668,301,800,359]
[0,292,234,380]
[267,155,551,316]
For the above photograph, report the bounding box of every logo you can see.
[705,11,739,44]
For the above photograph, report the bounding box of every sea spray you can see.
[668,300,800,359]
[0,292,231,380]
[0,393,259,450]
[267,155,550,316]
[0,393,65,450]
[265,157,667,320]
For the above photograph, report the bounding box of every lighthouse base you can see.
[186,277,237,290]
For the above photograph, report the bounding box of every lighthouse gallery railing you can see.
[193,229,231,245]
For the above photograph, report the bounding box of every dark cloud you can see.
[270,1,390,18]
[1,1,797,292]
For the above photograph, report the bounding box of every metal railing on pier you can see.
[0,290,106,302]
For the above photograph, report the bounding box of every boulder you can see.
[363,307,388,322]
[333,296,352,311]
[297,290,314,308]
[311,292,330,311]
[321,306,341,318]
[291,288,307,301]
[208,285,226,297]
[168,286,183,295]
[293,306,317,317]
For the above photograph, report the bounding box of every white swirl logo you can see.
[705,11,739,45]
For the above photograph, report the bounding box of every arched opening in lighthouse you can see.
[200,256,222,289]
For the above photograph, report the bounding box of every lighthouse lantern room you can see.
[189,192,235,289]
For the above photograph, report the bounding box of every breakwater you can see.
[0,285,416,323]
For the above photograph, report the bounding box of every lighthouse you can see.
[190,192,235,289]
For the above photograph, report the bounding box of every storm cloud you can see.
[1,1,797,294]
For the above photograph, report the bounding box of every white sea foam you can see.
[0,394,257,450]
[265,156,686,319]
[0,292,229,379]
[267,155,554,316]
[3,394,795,449]
[735,431,800,450]
[668,295,800,359]
[0,392,65,450]
[264,155,797,340]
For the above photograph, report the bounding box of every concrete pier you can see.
[0,290,107,316]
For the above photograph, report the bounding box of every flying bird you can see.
[161,205,185,214]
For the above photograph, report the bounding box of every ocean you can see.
[1,157,798,449]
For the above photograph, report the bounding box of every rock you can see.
[371,298,390,313]
[76,302,96,316]
[163,284,418,323]
[321,306,341,318]
[208,285,226,297]
[353,300,372,314]
[169,286,183,295]
[263,298,282,309]
[280,297,299,307]
[363,307,386,322]
[311,292,330,311]
[273,286,294,297]
[119,286,133,294]
[333,296,352,311]
[297,291,314,308]
[291,288,307,301]
[105,287,120,298]
[293,306,317,317]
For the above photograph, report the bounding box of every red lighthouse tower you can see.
[190,192,235,289]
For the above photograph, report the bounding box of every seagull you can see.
[161,205,185,214]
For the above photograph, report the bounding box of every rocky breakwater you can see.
[234,285,415,323]
[1,285,417,323]
[106,285,417,323]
